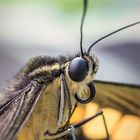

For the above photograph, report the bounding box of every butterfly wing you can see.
[94,80,140,116]
[0,80,45,140]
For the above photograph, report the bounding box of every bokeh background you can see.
[0,0,140,91]
[0,0,140,139]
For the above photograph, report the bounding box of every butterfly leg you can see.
[57,73,73,128]
[101,111,109,140]
[44,126,76,140]
[73,110,109,140]
[60,73,72,118]
[69,126,77,140]
[45,111,109,140]
[60,74,79,124]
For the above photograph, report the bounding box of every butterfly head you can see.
[67,54,99,84]
[64,54,98,104]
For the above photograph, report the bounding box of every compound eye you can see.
[68,57,88,82]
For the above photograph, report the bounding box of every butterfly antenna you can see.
[80,0,88,57]
[87,21,140,54]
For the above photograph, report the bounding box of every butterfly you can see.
[0,0,140,140]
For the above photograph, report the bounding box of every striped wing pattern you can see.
[94,80,140,116]
[0,81,45,140]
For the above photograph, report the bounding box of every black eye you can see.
[68,57,88,82]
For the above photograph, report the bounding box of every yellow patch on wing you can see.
[70,81,140,140]
[71,103,140,140]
